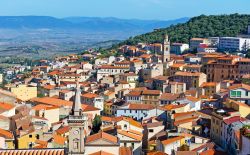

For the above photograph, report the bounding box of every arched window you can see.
[124,124,127,130]
[73,138,79,149]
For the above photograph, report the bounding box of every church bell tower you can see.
[162,34,170,63]
[68,79,87,154]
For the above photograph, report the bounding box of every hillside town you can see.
[0,27,250,155]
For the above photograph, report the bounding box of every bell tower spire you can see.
[72,78,82,116]
[162,33,170,63]
[68,78,87,155]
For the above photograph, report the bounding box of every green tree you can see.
[92,115,102,134]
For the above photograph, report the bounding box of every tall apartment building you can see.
[203,56,239,82]
[203,56,250,82]
[248,25,250,34]
[219,37,250,51]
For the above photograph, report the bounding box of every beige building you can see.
[10,84,37,101]
[139,64,163,81]
[164,82,186,94]
[198,82,220,98]
[32,104,60,128]
[0,74,3,83]
[210,109,240,145]
[142,90,161,105]
[173,72,207,90]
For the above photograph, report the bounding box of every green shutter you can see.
[231,91,236,97]
[237,91,241,97]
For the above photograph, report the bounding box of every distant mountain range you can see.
[0,16,189,32]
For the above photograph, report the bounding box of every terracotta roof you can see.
[173,111,196,119]
[0,128,13,139]
[119,117,143,129]
[86,131,118,144]
[174,116,199,126]
[170,63,185,68]
[53,134,67,145]
[126,91,142,97]
[31,97,72,107]
[32,104,59,111]
[223,116,246,125]
[56,126,69,135]
[228,83,250,91]
[164,103,188,111]
[200,149,227,155]
[0,102,15,111]
[175,71,203,77]
[200,82,217,87]
[89,151,114,155]
[139,54,151,59]
[117,129,142,141]
[119,147,132,155]
[161,136,184,145]
[176,151,196,155]
[127,103,155,110]
[160,93,179,101]
[0,149,65,155]
[82,93,99,99]
[35,139,48,147]
[142,90,161,95]
[43,85,56,90]
[82,104,100,112]
[101,116,123,122]
[186,96,200,102]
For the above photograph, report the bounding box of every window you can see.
[36,134,40,139]
[124,124,127,130]
[237,91,241,97]
[246,91,249,96]
[29,135,32,138]
[131,143,134,149]
[124,143,127,147]
[231,91,241,97]
[73,141,79,149]
[149,129,154,133]
[29,142,32,148]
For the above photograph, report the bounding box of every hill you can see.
[0,16,189,32]
[118,14,250,46]
[63,17,189,31]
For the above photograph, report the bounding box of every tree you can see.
[246,49,250,58]
[92,115,102,134]
[116,14,250,47]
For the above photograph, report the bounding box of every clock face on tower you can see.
[73,130,79,135]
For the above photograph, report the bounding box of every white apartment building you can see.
[219,37,250,51]
[170,43,189,55]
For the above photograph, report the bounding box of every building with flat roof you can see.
[219,37,250,51]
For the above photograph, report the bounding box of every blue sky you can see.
[0,0,249,20]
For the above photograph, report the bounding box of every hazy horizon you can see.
[0,0,249,20]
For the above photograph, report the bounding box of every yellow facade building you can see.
[224,99,250,118]
[10,84,37,101]
[17,132,38,149]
